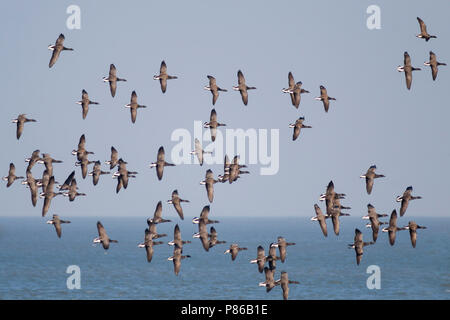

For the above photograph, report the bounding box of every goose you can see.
[113,158,137,193]
[25,150,42,171]
[289,117,312,141]
[403,221,427,248]
[63,178,86,202]
[348,228,374,265]
[204,75,227,105]
[382,210,407,246]
[424,51,446,81]
[276,237,295,263]
[105,146,119,169]
[192,205,219,225]
[285,81,309,109]
[396,186,422,217]
[204,109,226,142]
[208,226,226,249]
[199,169,218,203]
[153,60,177,93]
[46,214,71,238]
[149,146,175,181]
[397,51,421,90]
[311,204,329,237]
[363,204,388,242]
[314,85,336,112]
[227,155,249,184]
[233,70,256,106]
[75,154,94,179]
[38,153,63,177]
[89,161,110,186]
[12,114,36,140]
[278,271,300,300]
[224,243,248,261]
[190,138,212,166]
[327,197,351,236]
[282,72,296,106]
[93,221,118,250]
[193,219,210,251]
[148,201,172,224]
[267,242,280,271]
[168,224,191,251]
[250,245,267,273]
[147,220,167,240]
[138,228,163,263]
[218,155,231,183]
[416,17,436,42]
[3,163,24,187]
[168,244,191,276]
[58,171,75,192]
[124,91,147,123]
[71,134,94,162]
[259,267,278,292]
[40,176,62,217]
[319,180,346,213]
[360,165,385,195]
[102,64,126,97]
[76,90,99,119]
[167,190,190,220]
[38,169,51,193]
[48,34,73,68]
[24,169,38,207]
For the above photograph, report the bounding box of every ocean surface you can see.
[0,216,448,300]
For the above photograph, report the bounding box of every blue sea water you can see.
[0,216,448,300]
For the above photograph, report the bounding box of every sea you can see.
[0,216,448,300]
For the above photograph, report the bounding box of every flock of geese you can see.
[2,16,443,300]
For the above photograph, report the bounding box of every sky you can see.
[1,0,449,218]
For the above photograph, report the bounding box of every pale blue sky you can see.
[1,0,449,218]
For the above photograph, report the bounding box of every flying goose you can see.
[63,178,86,202]
[397,51,421,90]
[168,224,191,251]
[382,210,407,246]
[208,226,226,249]
[24,169,38,207]
[46,214,71,238]
[75,90,99,119]
[282,72,296,107]
[193,219,210,251]
[3,163,24,187]
[218,155,232,183]
[233,70,256,106]
[112,158,137,193]
[57,172,75,193]
[105,146,119,169]
[168,244,191,276]
[250,245,267,273]
[319,180,346,214]
[314,85,336,112]
[38,169,51,193]
[138,228,164,263]
[224,243,248,261]
[192,205,219,225]
[289,117,312,141]
[267,242,280,271]
[148,201,172,224]
[93,221,118,250]
[360,165,385,195]
[203,109,226,142]
[278,271,300,300]
[403,221,427,248]
[40,176,62,217]
[149,146,175,181]
[103,64,127,97]
[416,17,437,42]
[396,186,422,217]
[72,134,94,162]
[147,220,167,240]
[204,75,227,105]
[311,204,329,237]
[259,267,278,292]
[25,150,42,171]
[167,190,190,220]
[348,228,374,265]
[190,138,212,166]
[199,169,218,203]
[89,161,110,186]
[12,114,36,140]
[227,155,249,184]
[276,237,296,263]
[363,204,388,242]
[38,153,63,177]
[424,51,446,81]
[153,60,178,93]
[124,91,147,123]
[284,81,309,109]
[75,153,94,179]
[48,34,73,68]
